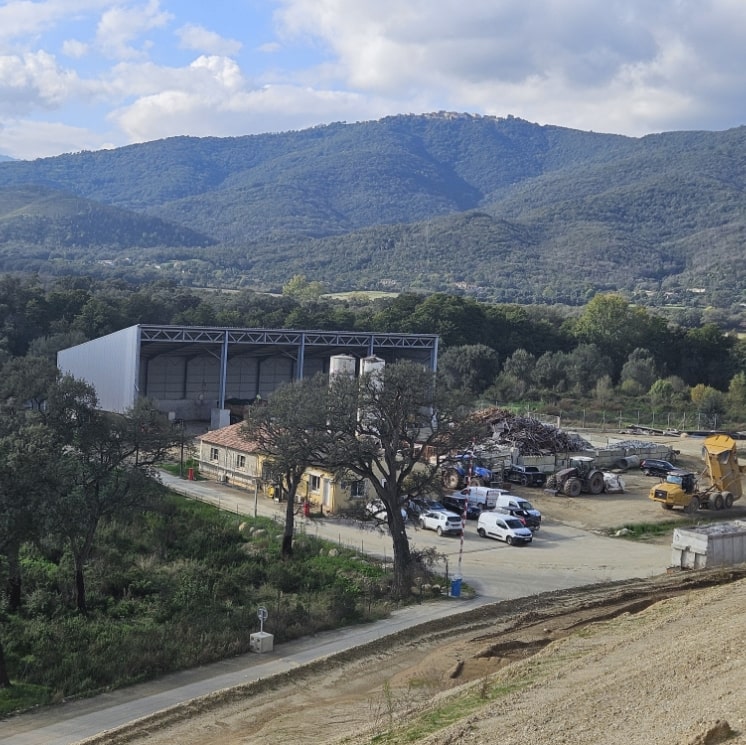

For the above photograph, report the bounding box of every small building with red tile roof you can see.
[196,422,371,513]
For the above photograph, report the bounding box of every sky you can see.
[2,0,746,160]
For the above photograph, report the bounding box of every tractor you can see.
[441,453,495,490]
[547,456,605,497]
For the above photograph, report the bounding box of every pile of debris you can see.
[476,408,592,455]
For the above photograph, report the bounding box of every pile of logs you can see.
[476,407,592,455]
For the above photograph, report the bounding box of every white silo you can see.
[360,355,385,381]
[329,354,357,379]
[359,356,385,432]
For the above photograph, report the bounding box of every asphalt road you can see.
[0,473,671,745]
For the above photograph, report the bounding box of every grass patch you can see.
[0,683,50,717]
[608,519,702,539]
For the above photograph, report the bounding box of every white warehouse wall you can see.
[57,326,140,413]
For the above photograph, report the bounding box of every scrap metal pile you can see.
[475,407,592,455]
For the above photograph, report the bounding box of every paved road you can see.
[0,473,671,745]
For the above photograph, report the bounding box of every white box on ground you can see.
[250,631,274,653]
[671,520,746,569]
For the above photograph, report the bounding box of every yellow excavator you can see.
[649,434,745,513]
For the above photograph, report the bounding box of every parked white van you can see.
[494,493,542,524]
[457,486,502,511]
[476,511,533,545]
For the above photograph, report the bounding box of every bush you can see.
[1,494,406,710]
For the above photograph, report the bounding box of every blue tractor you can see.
[441,453,494,490]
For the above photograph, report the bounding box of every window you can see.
[309,475,321,492]
[209,447,219,461]
[351,480,366,498]
[236,455,246,468]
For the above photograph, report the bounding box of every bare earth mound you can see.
[90,567,746,745]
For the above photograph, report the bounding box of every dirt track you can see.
[87,433,746,745]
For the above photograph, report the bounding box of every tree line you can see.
[1,275,742,423]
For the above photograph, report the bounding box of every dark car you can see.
[442,494,481,519]
[502,464,547,487]
[639,459,676,477]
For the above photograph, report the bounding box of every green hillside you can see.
[0,113,743,305]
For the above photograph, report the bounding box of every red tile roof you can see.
[199,422,259,453]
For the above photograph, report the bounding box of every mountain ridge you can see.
[0,113,743,306]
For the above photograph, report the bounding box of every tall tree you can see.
[438,344,499,396]
[240,375,332,557]
[0,424,59,611]
[45,379,176,613]
[324,360,480,598]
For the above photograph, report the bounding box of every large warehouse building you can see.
[57,324,439,428]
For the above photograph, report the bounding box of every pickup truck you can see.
[502,464,547,487]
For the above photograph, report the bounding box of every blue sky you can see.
[2,0,746,160]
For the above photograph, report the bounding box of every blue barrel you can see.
[450,577,462,597]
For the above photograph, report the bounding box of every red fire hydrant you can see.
[303,500,310,518]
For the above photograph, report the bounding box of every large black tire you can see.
[587,471,605,494]
[662,503,674,510]
[442,469,461,490]
[520,475,529,486]
[724,492,734,509]
[563,477,582,498]
[685,496,700,514]
[471,476,487,487]
[546,474,557,489]
[713,493,724,511]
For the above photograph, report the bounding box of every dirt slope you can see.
[86,568,746,745]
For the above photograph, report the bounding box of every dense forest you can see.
[0,113,745,309]
[1,274,744,430]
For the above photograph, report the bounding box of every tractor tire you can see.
[546,474,557,489]
[442,469,461,490]
[724,492,734,509]
[471,476,487,487]
[713,493,724,511]
[662,503,674,510]
[563,477,582,498]
[685,496,700,514]
[587,471,605,495]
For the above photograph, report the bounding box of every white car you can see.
[477,512,533,545]
[419,510,463,536]
[366,500,407,522]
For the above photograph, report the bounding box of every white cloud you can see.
[176,24,242,57]
[0,50,82,114]
[0,1,113,44]
[273,0,746,136]
[95,0,173,60]
[0,118,114,159]
[2,0,746,158]
[62,39,88,58]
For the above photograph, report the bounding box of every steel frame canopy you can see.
[58,324,439,420]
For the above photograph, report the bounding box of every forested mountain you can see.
[0,113,744,307]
